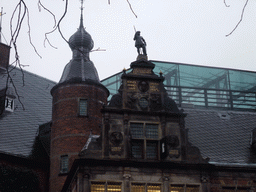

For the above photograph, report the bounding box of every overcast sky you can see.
[1,0,256,82]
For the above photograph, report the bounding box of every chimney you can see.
[0,42,10,70]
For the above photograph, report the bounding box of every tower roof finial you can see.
[80,0,84,27]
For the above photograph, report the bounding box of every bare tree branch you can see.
[108,0,137,18]
[226,0,249,37]
[6,66,25,110]
[43,0,69,48]
[126,0,137,18]
[38,0,57,28]
[224,0,230,7]
[26,8,42,58]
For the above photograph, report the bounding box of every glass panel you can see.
[170,185,184,192]
[131,184,145,192]
[145,124,158,139]
[132,141,143,159]
[186,185,200,192]
[146,141,157,159]
[60,155,68,173]
[91,183,105,192]
[102,61,256,111]
[107,183,121,192]
[130,123,144,138]
[79,99,87,116]
[147,184,161,192]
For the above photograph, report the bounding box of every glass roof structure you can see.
[101,61,256,111]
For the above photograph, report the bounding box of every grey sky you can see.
[1,0,256,82]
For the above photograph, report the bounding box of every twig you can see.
[224,0,230,7]
[43,0,69,48]
[38,0,57,28]
[226,0,249,37]
[126,0,137,18]
[26,7,42,58]
[91,47,106,52]
[108,0,137,18]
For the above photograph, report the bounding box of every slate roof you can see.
[0,67,55,157]
[185,107,256,165]
[1,66,256,167]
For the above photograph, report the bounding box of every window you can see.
[130,122,159,159]
[60,155,68,173]
[91,182,121,192]
[79,99,88,116]
[5,96,14,112]
[222,186,251,192]
[131,183,161,192]
[170,184,199,192]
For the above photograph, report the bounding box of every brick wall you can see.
[50,83,108,192]
[0,43,10,70]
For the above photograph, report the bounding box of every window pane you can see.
[80,99,87,116]
[91,183,105,192]
[60,155,68,173]
[145,124,158,139]
[146,141,157,159]
[170,185,184,192]
[148,184,161,192]
[131,184,145,192]
[186,185,199,192]
[130,123,143,138]
[107,183,121,192]
[132,141,143,159]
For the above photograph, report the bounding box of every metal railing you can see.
[166,85,256,111]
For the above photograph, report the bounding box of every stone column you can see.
[123,174,131,192]
[163,176,169,192]
[83,174,90,192]
[201,174,209,192]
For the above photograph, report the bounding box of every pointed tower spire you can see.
[57,0,103,84]
[80,0,84,28]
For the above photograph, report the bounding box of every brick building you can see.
[1,7,256,192]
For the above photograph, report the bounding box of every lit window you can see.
[130,122,159,159]
[60,155,68,173]
[91,182,121,192]
[79,99,88,116]
[131,183,161,192]
[170,184,199,192]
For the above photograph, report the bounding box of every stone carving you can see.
[110,132,123,146]
[138,81,149,92]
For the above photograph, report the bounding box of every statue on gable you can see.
[133,31,147,56]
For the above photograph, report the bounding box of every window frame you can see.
[170,184,200,192]
[78,98,88,117]
[60,155,69,174]
[90,181,122,192]
[130,122,160,160]
[5,96,14,112]
[222,186,251,192]
[131,182,162,192]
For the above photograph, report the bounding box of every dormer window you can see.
[5,96,14,112]
[130,122,160,160]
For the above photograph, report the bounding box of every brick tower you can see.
[50,8,109,192]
